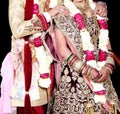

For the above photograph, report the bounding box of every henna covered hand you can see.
[83,66,101,82]
[97,66,110,82]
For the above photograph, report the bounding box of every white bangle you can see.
[43,12,51,22]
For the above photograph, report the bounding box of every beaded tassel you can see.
[86,86,95,114]
[86,102,94,114]
[109,100,117,114]
[109,77,117,114]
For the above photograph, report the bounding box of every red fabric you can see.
[37,14,48,31]
[44,33,56,96]
[50,63,55,97]
[17,105,47,114]
[32,105,47,114]
[24,95,33,114]
[25,0,33,20]
[24,43,32,91]
[23,0,33,113]
[97,19,108,29]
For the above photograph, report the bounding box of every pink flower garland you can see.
[33,4,39,14]
[74,13,86,29]
[85,50,95,61]
[98,49,107,61]
[94,90,106,95]
[33,36,42,47]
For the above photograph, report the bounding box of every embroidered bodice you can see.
[54,14,100,60]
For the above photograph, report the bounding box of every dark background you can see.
[0,0,120,98]
[0,0,11,86]
[0,0,11,67]
[106,0,120,99]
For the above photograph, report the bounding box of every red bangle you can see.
[105,63,114,71]
[37,14,48,31]
[69,55,78,66]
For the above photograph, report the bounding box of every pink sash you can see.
[0,52,16,114]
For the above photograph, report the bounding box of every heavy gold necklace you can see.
[77,0,91,15]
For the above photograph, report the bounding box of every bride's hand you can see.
[97,67,110,82]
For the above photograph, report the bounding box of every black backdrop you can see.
[0,0,120,98]
[106,0,120,99]
[0,0,11,86]
[0,0,11,67]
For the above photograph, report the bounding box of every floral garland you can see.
[30,0,53,88]
[64,0,109,108]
